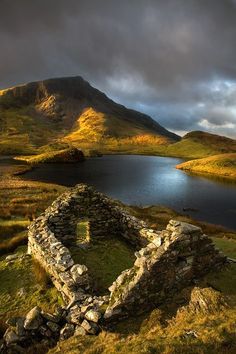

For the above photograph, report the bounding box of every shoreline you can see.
[2,149,236,182]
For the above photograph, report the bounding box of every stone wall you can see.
[28,184,159,304]
[104,220,226,320]
[28,184,226,317]
[1,184,227,351]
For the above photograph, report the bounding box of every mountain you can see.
[163,131,236,159]
[0,76,179,155]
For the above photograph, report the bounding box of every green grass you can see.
[15,147,85,165]
[0,246,62,328]
[0,220,29,239]
[164,131,236,159]
[70,224,135,294]
[212,237,236,259]
[50,264,236,354]
[0,171,66,255]
[0,106,64,155]
[176,153,236,180]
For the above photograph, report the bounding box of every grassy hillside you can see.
[81,130,236,159]
[0,106,64,155]
[15,147,85,165]
[0,77,179,156]
[163,131,236,159]
[50,264,236,354]
[176,153,236,179]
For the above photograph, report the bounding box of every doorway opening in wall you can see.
[69,220,136,295]
[76,220,90,246]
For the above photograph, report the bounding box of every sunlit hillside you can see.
[0,77,179,156]
[162,131,236,159]
[176,153,236,179]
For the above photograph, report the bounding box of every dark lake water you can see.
[1,155,236,230]
[17,155,236,231]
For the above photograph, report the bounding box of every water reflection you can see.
[4,155,236,230]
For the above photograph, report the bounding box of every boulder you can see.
[41,312,60,323]
[24,306,43,330]
[46,321,60,333]
[70,264,88,282]
[81,320,99,334]
[84,309,101,323]
[66,305,82,325]
[39,325,52,338]
[4,328,19,345]
[60,324,75,340]
[74,326,87,336]
[5,254,19,262]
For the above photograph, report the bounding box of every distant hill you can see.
[163,131,236,159]
[176,153,236,179]
[0,76,179,155]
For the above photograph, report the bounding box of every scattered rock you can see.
[17,288,26,297]
[24,306,43,330]
[5,254,19,262]
[80,319,99,334]
[39,325,52,338]
[70,264,88,281]
[41,312,60,323]
[74,325,87,336]
[66,306,82,325]
[84,309,101,323]
[181,287,227,314]
[60,324,75,340]
[80,319,92,333]
[4,328,19,345]
[46,321,60,333]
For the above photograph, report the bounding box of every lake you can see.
[13,154,236,231]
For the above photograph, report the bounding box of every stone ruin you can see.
[2,184,227,351]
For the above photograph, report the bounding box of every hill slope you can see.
[176,153,236,179]
[163,131,236,159]
[0,76,179,155]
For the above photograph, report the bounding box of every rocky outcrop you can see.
[2,184,227,352]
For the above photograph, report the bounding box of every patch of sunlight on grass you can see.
[70,228,135,294]
[212,237,236,259]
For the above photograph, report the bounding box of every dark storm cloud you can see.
[0,0,236,137]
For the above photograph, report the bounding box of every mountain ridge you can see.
[1,76,236,162]
[0,76,179,143]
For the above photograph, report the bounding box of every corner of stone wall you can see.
[104,219,227,320]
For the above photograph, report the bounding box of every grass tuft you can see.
[32,259,51,288]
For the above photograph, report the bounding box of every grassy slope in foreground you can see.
[1,167,236,353]
[176,153,236,179]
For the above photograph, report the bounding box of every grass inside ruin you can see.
[70,222,135,294]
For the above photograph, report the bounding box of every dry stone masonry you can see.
[2,184,227,352]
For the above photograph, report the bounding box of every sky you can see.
[1,0,236,138]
